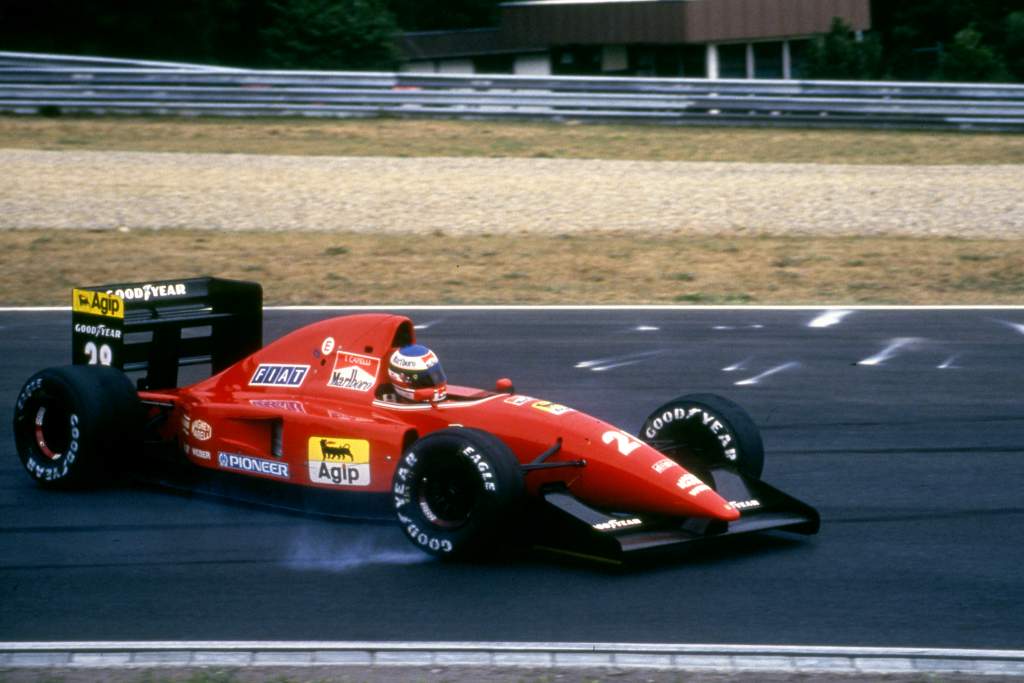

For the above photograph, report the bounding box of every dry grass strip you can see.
[2,115,1023,165]
[2,229,1022,306]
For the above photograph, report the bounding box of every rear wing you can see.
[71,277,262,390]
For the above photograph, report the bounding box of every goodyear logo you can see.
[72,289,124,319]
[308,436,371,487]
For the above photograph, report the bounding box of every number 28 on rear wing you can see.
[70,277,262,390]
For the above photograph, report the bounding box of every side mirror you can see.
[413,387,438,403]
[495,378,514,394]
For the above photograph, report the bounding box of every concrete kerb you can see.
[2,642,1024,676]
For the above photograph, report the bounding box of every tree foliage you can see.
[871,0,1022,82]
[1005,12,1024,81]
[262,0,397,69]
[803,18,882,80]
[938,25,1011,82]
[1,0,1023,80]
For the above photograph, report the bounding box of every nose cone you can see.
[570,435,740,521]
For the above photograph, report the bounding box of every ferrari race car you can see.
[12,277,819,562]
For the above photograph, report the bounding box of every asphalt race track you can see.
[1,308,1022,649]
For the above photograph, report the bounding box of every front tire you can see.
[639,393,764,480]
[12,366,142,488]
[392,428,524,559]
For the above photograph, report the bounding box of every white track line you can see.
[1,641,1022,676]
[808,310,854,328]
[857,338,922,366]
[734,361,800,386]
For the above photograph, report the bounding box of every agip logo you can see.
[72,289,124,319]
[308,436,371,487]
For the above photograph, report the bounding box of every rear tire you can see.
[12,366,142,488]
[392,428,524,560]
[639,393,764,480]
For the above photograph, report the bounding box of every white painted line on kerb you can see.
[4,305,1024,313]
[1,642,1023,677]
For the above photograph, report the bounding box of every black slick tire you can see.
[639,393,765,480]
[392,428,524,560]
[12,365,142,488]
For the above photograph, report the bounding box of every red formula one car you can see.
[13,278,818,562]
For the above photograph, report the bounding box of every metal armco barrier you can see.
[2,51,1023,131]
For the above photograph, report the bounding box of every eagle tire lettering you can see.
[391,428,525,560]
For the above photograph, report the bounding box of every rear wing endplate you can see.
[71,277,262,390]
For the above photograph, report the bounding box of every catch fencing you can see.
[2,51,1023,132]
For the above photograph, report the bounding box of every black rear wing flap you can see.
[71,277,262,390]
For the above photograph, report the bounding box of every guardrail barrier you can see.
[2,51,1023,131]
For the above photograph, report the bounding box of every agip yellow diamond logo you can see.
[72,289,124,319]
[307,437,370,487]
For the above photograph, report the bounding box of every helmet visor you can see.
[400,363,447,389]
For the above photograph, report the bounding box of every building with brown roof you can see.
[398,0,871,79]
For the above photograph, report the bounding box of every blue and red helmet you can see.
[388,344,447,401]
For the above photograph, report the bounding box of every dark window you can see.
[788,40,810,79]
[629,45,706,78]
[473,54,514,74]
[631,45,657,76]
[718,43,747,78]
[552,45,602,75]
[680,44,705,78]
[754,41,783,79]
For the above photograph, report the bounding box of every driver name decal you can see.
[308,436,371,487]
[328,352,379,392]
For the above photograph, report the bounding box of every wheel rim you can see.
[31,402,71,461]
[417,458,478,528]
[646,420,720,487]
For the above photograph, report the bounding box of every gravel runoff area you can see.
[1,149,1022,238]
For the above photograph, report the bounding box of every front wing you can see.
[530,467,819,563]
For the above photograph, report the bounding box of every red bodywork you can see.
[143,313,739,523]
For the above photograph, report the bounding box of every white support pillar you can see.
[745,42,755,79]
[514,53,551,75]
[705,43,719,79]
[782,40,792,80]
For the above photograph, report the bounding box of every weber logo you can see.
[250,364,309,388]
[307,436,371,487]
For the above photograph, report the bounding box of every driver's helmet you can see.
[388,344,447,402]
